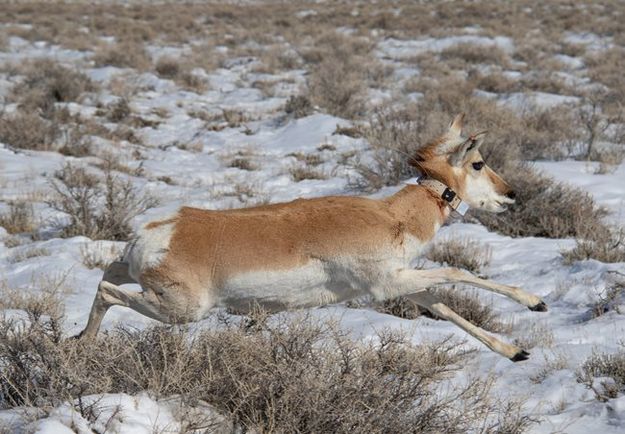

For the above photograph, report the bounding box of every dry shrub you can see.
[308,58,367,119]
[519,70,572,95]
[57,125,93,157]
[228,157,257,171]
[48,163,156,241]
[474,166,606,239]
[427,237,492,275]
[8,246,49,264]
[576,95,625,161]
[284,94,313,118]
[257,45,300,73]
[529,351,568,384]
[585,282,625,319]
[440,43,509,67]
[377,296,423,320]
[100,97,132,123]
[562,226,625,264]
[472,71,517,94]
[592,148,625,174]
[155,56,180,78]
[516,106,580,161]
[0,111,59,151]
[221,109,248,128]
[93,41,151,70]
[306,32,377,119]
[0,201,36,234]
[11,59,94,117]
[289,165,327,182]
[154,57,206,92]
[288,151,323,166]
[586,47,625,114]
[578,349,625,401]
[0,292,532,433]
[178,70,207,92]
[348,104,443,192]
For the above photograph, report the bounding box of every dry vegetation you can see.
[584,282,625,320]
[427,237,492,275]
[10,59,94,116]
[48,163,156,241]
[0,289,532,433]
[0,201,36,235]
[578,348,625,401]
[562,226,625,264]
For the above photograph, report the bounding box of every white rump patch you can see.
[125,213,178,281]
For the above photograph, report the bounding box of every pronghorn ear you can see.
[449,131,487,166]
[448,113,465,137]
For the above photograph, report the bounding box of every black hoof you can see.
[529,301,548,312]
[510,350,530,362]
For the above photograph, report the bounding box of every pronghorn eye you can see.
[472,161,485,171]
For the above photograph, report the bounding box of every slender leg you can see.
[77,261,165,339]
[405,291,528,361]
[393,267,546,311]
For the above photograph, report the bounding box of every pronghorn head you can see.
[412,114,515,213]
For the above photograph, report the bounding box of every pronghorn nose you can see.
[506,190,516,200]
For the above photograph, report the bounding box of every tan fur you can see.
[138,188,446,306]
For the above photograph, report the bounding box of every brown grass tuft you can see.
[289,165,327,182]
[93,42,151,70]
[0,201,36,234]
[284,95,314,118]
[427,238,492,275]
[0,111,59,151]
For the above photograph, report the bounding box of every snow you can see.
[27,393,201,434]
[2,26,625,434]
[497,91,580,110]
[377,35,515,60]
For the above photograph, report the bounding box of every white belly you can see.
[217,260,366,312]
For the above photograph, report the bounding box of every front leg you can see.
[394,267,547,312]
[404,291,528,361]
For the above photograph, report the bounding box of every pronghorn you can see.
[78,114,547,361]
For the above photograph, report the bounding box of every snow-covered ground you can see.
[1,12,625,433]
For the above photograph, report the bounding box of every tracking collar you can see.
[403,176,470,216]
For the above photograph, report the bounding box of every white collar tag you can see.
[403,176,421,185]
[456,201,470,216]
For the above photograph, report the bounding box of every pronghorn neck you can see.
[384,184,451,242]
[413,177,470,216]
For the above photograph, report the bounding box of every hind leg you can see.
[77,261,165,339]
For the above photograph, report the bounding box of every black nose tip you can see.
[506,191,516,200]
